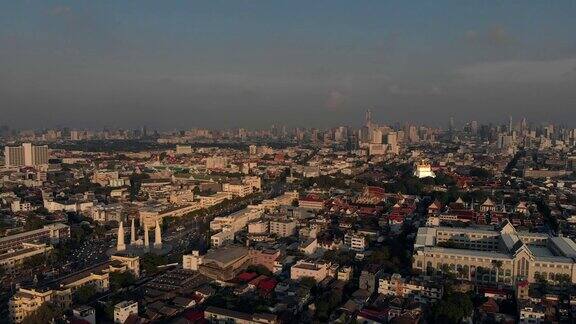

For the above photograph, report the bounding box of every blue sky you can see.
[1,1,575,129]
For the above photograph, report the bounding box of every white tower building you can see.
[144,225,150,250]
[154,220,162,249]
[117,221,126,252]
[130,219,136,245]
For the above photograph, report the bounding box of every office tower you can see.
[365,109,372,129]
[408,125,419,143]
[4,146,25,167]
[370,128,383,144]
[4,143,49,167]
[470,121,479,135]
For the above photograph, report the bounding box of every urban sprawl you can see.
[1,113,576,324]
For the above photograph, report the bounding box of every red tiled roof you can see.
[258,277,277,293]
[237,272,258,282]
[183,309,205,322]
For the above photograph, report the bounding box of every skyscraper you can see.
[4,146,25,167]
[365,109,372,128]
[4,143,49,167]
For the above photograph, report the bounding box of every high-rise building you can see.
[206,156,228,169]
[4,146,24,167]
[4,143,49,167]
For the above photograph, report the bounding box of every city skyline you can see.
[1,1,576,129]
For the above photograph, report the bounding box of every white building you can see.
[175,145,192,155]
[413,221,576,284]
[378,273,443,302]
[73,306,96,324]
[4,143,49,167]
[114,300,138,324]
[182,251,203,271]
[222,182,253,197]
[210,230,235,247]
[344,233,367,252]
[269,219,297,237]
[248,221,269,235]
[243,176,262,191]
[519,303,545,324]
[337,266,353,282]
[206,156,228,169]
[290,260,330,282]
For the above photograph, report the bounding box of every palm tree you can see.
[440,263,450,275]
[491,260,503,282]
[457,267,466,279]
[475,266,485,281]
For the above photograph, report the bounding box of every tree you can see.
[22,303,61,324]
[323,250,355,266]
[247,264,272,276]
[469,167,492,179]
[141,253,166,274]
[74,284,97,304]
[315,290,342,321]
[23,254,46,268]
[366,248,390,266]
[491,260,503,282]
[456,267,466,279]
[299,277,317,289]
[110,271,136,290]
[24,216,47,231]
[556,273,571,284]
[431,292,473,324]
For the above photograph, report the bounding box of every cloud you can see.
[456,57,576,83]
[387,84,444,96]
[47,6,72,16]
[464,25,515,47]
[325,90,346,110]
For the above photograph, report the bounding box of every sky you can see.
[1,1,576,130]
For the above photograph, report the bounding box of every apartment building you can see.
[4,143,49,167]
[139,203,202,228]
[210,207,263,233]
[344,233,367,252]
[211,230,235,247]
[89,203,123,223]
[0,243,53,274]
[249,249,281,273]
[0,223,69,254]
[412,220,576,284]
[223,182,254,197]
[169,189,195,205]
[359,265,385,294]
[9,288,72,323]
[199,192,233,208]
[269,219,297,237]
[243,176,262,191]
[378,273,443,303]
[114,300,138,324]
[205,156,228,170]
[9,255,138,323]
[337,266,353,282]
[248,221,269,235]
[204,306,278,324]
[290,260,330,282]
[91,170,119,186]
